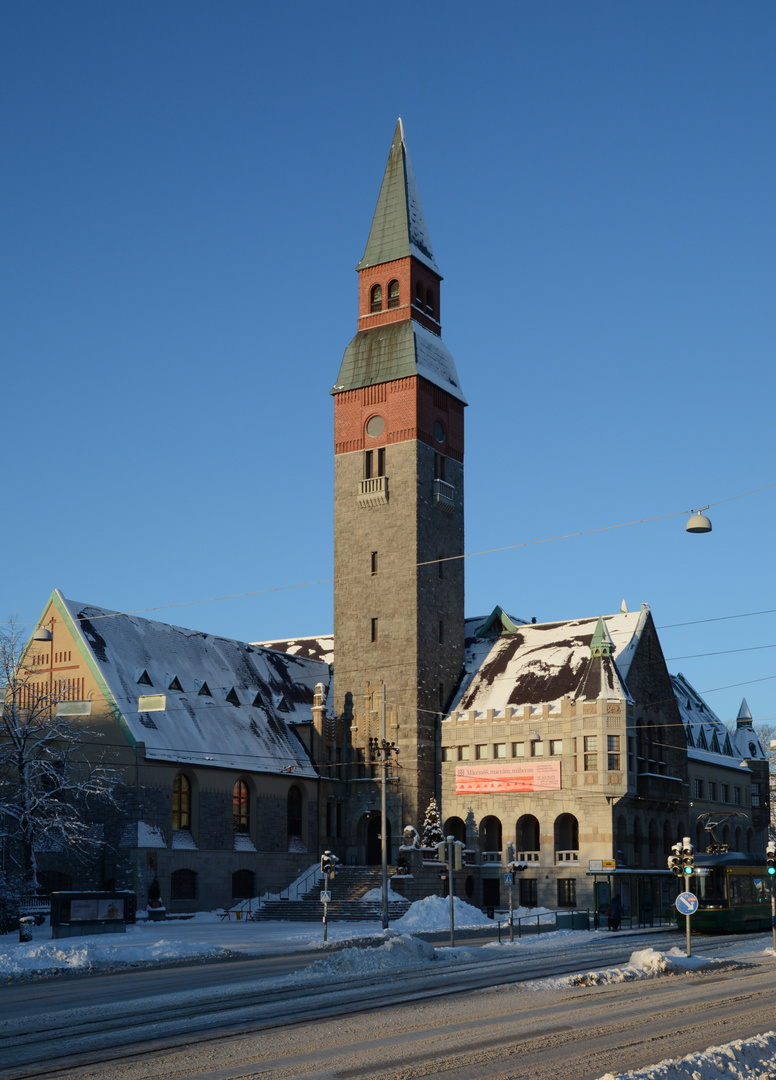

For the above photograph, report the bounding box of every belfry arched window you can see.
[414,281,424,309]
[387,279,400,309]
[370,284,382,313]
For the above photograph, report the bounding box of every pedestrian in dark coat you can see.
[607,894,622,931]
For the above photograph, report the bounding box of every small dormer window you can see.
[387,280,399,309]
[370,284,382,313]
[136,669,152,686]
[198,682,212,697]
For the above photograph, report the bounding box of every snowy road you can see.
[1,929,774,1079]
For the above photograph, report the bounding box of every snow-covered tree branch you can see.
[0,622,119,895]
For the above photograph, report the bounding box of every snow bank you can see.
[359,887,408,903]
[393,894,493,930]
[597,1030,776,1080]
[0,934,229,977]
[566,948,719,987]
[287,933,435,980]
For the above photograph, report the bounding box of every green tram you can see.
[678,852,773,933]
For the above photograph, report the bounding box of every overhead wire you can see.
[5,479,775,629]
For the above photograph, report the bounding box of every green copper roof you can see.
[476,606,522,639]
[589,616,614,657]
[332,320,466,403]
[356,119,440,275]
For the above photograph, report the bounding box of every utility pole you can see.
[368,684,400,932]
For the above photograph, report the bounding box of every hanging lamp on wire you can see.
[686,506,712,533]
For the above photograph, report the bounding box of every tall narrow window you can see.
[387,279,399,309]
[607,735,621,771]
[434,453,446,481]
[438,620,444,644]
[364,450,373,479]
[371,551,378,575]
[414,281,424,308]
[371,617,378,643]
[584,736,598,771]
[370,284,382,313]
[377,447,386,476]
[172,773,191,830]
[233,780,249,833]
[287,786,302,837]
[426,289,436,317]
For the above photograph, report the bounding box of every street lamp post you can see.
[368,683,399,931]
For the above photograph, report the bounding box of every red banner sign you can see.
[454,761,561,794]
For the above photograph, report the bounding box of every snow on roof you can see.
[253,634,333,667]
[452,610,644,715]
[670,672,767,764]
[58,592,329,776]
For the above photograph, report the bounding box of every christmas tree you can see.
[422,796,444,847]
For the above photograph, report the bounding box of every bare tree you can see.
[0,622,118,898]
[754,721,776,840]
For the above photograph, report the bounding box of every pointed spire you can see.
[620,599,628,614]
[736,698,753,728]
[357,119,440,275]
[590,617,614,658]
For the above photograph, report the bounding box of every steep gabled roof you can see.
[452,610,642,715]
[52,591,329,776]
[356,118,439,275]
[670,672,768,767]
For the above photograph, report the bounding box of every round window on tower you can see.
[366,415,385,438]
[434,421,446,444]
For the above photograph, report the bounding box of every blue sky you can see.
[2,2,774,729]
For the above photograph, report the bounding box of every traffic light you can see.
[506,842,515,863]
[453,841,465,870]
[320,850,337,876]
[437,841,447,863]
[767,841,775,876]
[681,837,694,876]
[667,841,683,877]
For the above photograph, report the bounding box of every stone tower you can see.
[332,120,466,848]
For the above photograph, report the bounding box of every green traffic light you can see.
[768,867,775,876]
[684,866,693,874]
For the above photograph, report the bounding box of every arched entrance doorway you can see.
[366,814,391,865]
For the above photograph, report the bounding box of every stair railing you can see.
[257,862,321,908]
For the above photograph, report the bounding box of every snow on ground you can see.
[393,893,494,929]
[2,906,776,1080]
[525,946,724,991]
[597,1031,776,1080]
[359,886,407,903]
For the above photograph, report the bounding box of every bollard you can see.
[19,916,34,943]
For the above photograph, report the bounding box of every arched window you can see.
[516,814,540,855]
[481,815,502,854]
[387,279,400,309]
[734,826,742,852]
[233,779,249,833]
[426,288,435,317]
[171,868,197,901]
[633,816,642,861]
[443,816,466,843]
[173,773,191,831]
[287,785,302,837]
[232,869,255,900]
[414,281,424,308]
[554,814,579,856]
[370,284,382,313]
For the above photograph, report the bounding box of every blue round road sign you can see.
[675,891,698,915]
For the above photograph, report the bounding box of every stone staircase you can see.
[253,866,411,922]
